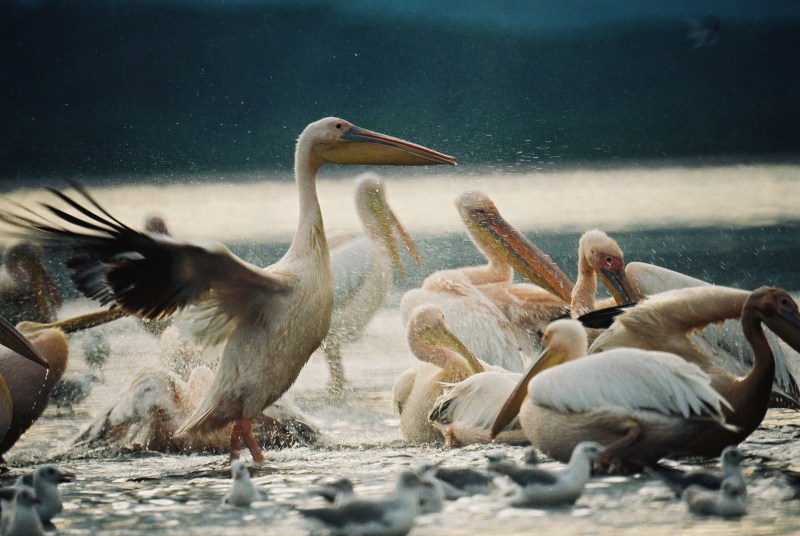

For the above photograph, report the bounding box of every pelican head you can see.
[301,117,457,169]
[747,287,800,352]
[355,173,421,277]
[490,319,587,439]
[144,215,170,235]
[456,191,573,302]
[578,230,639,305]
[0,316,50,369]
[3,241,61,319]
[407,305,485,374]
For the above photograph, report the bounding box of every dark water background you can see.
[2,0,798,178]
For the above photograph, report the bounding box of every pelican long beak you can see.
[17,308,127,334]
[423,324,485,375]
[489,344,566,439]
[366,191,421,278]
[465,208,573,303]
[324,125,458,166]
[765,301,800,353]
[0,315,49,369]
[597,264,640,306]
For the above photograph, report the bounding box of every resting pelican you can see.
[0,117,456,463]
[321,173,421,393]
[392,305,491,443]
[400,191,573,372]
[590,286,800,455]
[491,319,734,465]
[0,241,61,324]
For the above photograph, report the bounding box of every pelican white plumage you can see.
[591,264,800,407]
[392,305,492,443]
[400,191,574,373]
[321,173,421,393]
[0,118,456,464]
[589,286,800,456]
[491,319,734,464]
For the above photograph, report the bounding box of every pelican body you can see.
[322,173,420,392]
[401,191,574,373]
[491,319,733,465]
[392,305,488,443]
[1,118,455,464]
[590,286,800,455]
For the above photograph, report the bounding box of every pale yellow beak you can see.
[422,323,485,375]
[0,316,49,369]
[489,343,566,439]
[465,208,573,303]
[365,189,422,278]
[322,125,458,166]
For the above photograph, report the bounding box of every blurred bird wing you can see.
[430,370,521,430]
[330,236,377,306]
[531,350,730,419]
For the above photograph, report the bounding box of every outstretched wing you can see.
[0,183,290,324]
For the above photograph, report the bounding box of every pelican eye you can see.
[335,122,342,130]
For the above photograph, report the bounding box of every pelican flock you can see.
[0,115,796,533]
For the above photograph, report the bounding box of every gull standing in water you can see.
[506,441,602,508]
[0,117,456,464]
[645,446,745,497]
[297,471,424,536]
[0,487,45,536]
[13,464,75,527]
[683,477,747,518]
[322,173,421,394]
[223,460,262,507]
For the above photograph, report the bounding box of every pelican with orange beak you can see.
[0,117,456,464]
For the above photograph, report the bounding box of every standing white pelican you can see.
[392,305,490,443]
[491,319,734,464]
[400,191,573,372]
[589,286,800,456]
[322,173,421,393]
[0,117,456,464]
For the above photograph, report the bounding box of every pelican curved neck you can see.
[287,142,326,258]
[570,254,597,317]
[735,308,775,419]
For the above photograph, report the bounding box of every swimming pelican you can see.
[321,173,421,394]
[392,305,491,444]
[589,286,800,455]
[0,241,61,324]
[2,118,456,463]
[400,191,573,372]
[491,319,734,465]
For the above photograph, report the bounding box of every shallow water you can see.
[3,165,800,534]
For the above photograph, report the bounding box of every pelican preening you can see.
[392,305,492,444]
[322,173,421,393]
[491,319,734,465]
[0,117,456,464]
